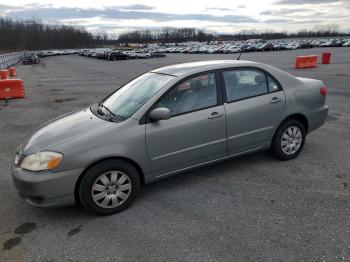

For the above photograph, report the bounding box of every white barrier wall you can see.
[0,52,25,69]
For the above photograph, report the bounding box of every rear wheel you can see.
[271,119,306,160]
[78,160,140,215]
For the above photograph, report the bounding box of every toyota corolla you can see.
[12,60,328,215]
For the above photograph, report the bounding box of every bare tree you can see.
[0,18,112,53]
[117,25,347,44]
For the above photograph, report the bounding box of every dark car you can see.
[151,51,166,58]
[299,43,314,49]
[22,53,40,65]
[108,51,129,61]
[243,45,258,52]
[259,43,275,51]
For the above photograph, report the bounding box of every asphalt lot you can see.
[1,47,350,261]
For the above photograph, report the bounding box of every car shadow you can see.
[139,150,275,198]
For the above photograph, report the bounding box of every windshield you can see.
[103,72,175,118]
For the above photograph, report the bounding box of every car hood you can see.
[23,108,115,155]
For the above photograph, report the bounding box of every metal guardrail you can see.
[0,52,25,70]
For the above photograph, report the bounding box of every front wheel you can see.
[78,160,140,215]
[270,119,306,160]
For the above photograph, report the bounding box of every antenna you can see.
[237,47,243,60]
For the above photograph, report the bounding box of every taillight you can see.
[320,86,327,96]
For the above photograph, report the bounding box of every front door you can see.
[145,72,227,177]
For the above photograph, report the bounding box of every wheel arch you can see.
[274,113,309,139]
[74,156,145,206]
[283,113,309,133]
[270,113,308,160]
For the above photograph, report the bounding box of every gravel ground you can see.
[0,47,350,262]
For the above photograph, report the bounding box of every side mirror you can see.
[149,107,171,121]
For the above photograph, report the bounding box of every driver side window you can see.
[156,73,218,116]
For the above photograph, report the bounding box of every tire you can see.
[270,119,306,160]
[78,160,141,215]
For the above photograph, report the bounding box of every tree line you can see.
[0,18,111,53]
[218,25,348,41]
[118,28,215,44]
[0,18,349,52]
[118,25,349,44]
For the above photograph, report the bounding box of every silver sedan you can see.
[12,60,328,215]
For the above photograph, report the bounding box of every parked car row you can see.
[78,49,166,60]
[26,37,350,63]
[38,49,79,57]
[156,38,350,54]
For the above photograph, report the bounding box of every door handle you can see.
[208,112,223,119]
[269,97,282,104]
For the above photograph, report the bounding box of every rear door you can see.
[221,67,286,155]
[145,72,227,177]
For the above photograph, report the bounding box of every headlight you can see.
[20,151,63,171]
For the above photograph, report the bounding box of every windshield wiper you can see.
[96,102,119,122]
[93,102,126,122]
[97,102,115,116]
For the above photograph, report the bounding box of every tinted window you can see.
[223,69,268,102]
[156,73,217,116]
[267,75,281,92]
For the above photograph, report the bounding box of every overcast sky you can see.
[0,0,349,35]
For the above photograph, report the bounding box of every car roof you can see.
[151,60,262,77]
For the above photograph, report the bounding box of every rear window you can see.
[223,69,268,102]
[267,75,282,92]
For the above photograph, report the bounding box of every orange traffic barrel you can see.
[9,67,17,77]
[0,70,8,79]
[0,79,25,99]
[322,52,331,64]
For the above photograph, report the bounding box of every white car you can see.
[134,51,151,59]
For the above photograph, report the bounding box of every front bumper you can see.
[12,166,83,208]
